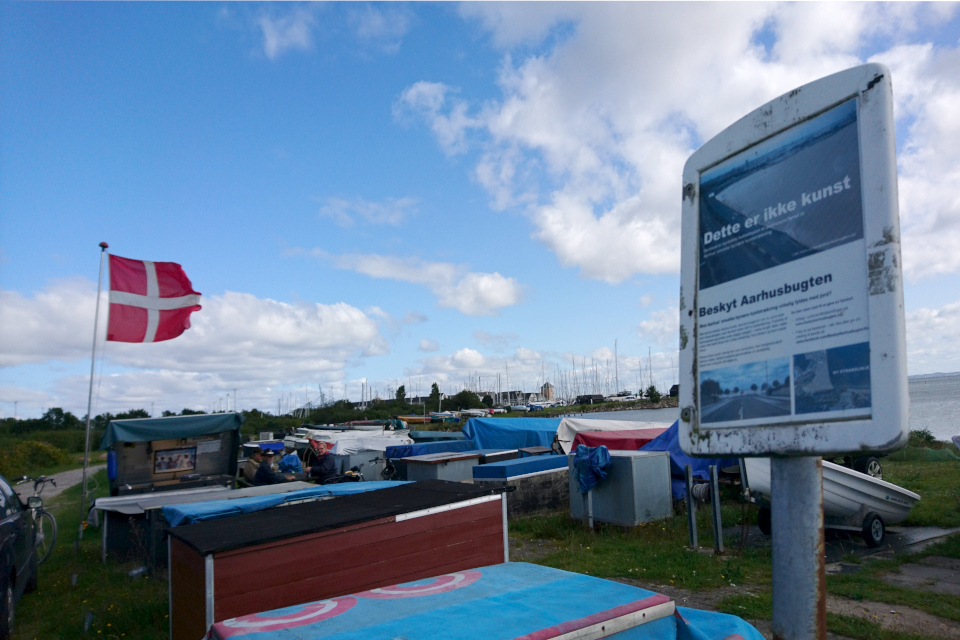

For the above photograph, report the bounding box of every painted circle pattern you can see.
[213,596,358,637]
[356,570,483,599]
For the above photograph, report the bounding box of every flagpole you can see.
[79,242,109,544]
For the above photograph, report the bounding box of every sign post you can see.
[678,64,906,639]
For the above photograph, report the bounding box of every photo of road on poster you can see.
[700,358,791,424]
[696,99,872,427]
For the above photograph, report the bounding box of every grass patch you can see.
[718,592,951,640]
[825,613,945,640]
[13,470,168,640]
[882,460,960,527]
[825,532,960,623]
[511,505,771,591]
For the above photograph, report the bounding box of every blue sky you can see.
[2,3,960,418]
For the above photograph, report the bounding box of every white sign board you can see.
[679,63,907,457]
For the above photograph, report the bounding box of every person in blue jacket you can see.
[278,443,303,474]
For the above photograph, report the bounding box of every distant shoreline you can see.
[909,371,960,380]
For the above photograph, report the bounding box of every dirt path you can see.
[12,464,106,501]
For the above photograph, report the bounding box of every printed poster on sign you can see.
[696,99,871,428]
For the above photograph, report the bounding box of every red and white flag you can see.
[107,254,202,343]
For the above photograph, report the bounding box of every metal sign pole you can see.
[771,457,826,640]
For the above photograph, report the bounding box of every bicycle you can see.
[17,476,58,565]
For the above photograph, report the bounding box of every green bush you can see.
[0,440,74,478]
[909,428,937,446]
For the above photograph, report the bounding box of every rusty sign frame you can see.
[678,63,907,457]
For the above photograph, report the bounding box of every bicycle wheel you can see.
[34,510,57,565]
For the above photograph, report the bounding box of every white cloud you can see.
[321,252,526,316]
[0,280,389,415]
[638,307,679,348]
[403,343,677,399]
[402,311,428,325]
[458,3,581,49]
[906,298,960,375]
[0,277,99,367]
[405,4,960,284]
[258,7,318,60]
[319,196,417,227]
[394,82,478,155]
[875,42,960,280]
[473,330,518,352]
[348,5,412,54]
[419,338,439,352]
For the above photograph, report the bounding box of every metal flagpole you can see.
[79,242,109,545]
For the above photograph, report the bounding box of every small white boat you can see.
[743,457,920,547]
[283,427,412,454]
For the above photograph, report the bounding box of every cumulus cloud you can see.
[405,4,960,283]
[394,82,478,155]
[638,307,679,348]
[0,279,388,415]
[401,311,428,325]
[348,4,412,54]
[0,278,102,367]
[473,330,518,352]
[419,338,439,352]
[876,42,960,280]
[319,196,417,227]
[403,343,678,399]
[906,298,960,374]
[317,251,525,316]
[258,6,318,60]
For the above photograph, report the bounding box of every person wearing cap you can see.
[242,447,262,484]
[308,440,337,484]
[253,448,294,486]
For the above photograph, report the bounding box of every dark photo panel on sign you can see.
[793,341,871,414]
[699,99,863,290]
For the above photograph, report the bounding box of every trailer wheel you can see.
[854,456,883,479]
[862,512,885,548]
[758,507,772,536]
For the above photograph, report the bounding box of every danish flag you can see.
[107,254,202,343]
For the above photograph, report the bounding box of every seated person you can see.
[253,449,294,486]
[242,449,261,484]
[278,444,303,474]
[308,441,337,484]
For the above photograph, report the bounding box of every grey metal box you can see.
[568,451,671,526]
[403,452,481,482]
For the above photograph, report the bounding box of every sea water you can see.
[574,373,960,441]
[909,373,960,442]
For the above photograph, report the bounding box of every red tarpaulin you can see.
[572,428,667,451]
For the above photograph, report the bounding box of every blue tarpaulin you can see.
[639,421,738,499]
[573,445,611,493]
[162,481,411,526]
[100,412,243,449]
[385,440,477,459]
[207,562,763,640]
[472,454,568,480]
[462,417,560,450]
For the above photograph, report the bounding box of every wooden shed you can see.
[166,480,508,640]
[101,412,243,496]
